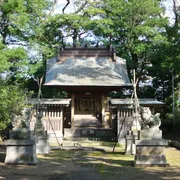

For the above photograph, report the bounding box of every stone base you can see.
[140,128,162,139]
[4,139,37,164]
[36,135,50,154]
[134,155,169,167]
[134,139,169,167]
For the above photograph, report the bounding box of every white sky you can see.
[161,0,179,24]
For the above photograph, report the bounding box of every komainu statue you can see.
[11,108,31,130]
[140,107,161,129]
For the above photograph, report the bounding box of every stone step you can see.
[63,127,117,143]
[74,115,102,127]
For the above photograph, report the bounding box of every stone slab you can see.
[134,155,169,167]
[4,139,35,146]
[136,146,165,155]
[136,139,168,146]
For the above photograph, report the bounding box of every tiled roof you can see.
[44,56,131,87]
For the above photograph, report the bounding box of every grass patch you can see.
[165,147,180,166]
[76,148,134,168]
[101,141,123,148]
[75,141,125,153]
[38,149,75,163]
[75,149,134,179]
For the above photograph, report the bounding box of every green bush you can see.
[0,84,28,139]
[168,140,180,149]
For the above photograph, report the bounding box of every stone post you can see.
[34,108,50,154]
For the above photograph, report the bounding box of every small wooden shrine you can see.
[29,46,164,145]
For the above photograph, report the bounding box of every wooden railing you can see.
[118,108,134,117]
[45,105,62,117]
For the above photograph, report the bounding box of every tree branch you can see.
[6,42,28,46]
[47,0,58,17]
[172,0,180,28]
[74,1,88,14]
[62,0,70,14]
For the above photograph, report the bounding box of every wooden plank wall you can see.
[30,104,63,132]
[117,108,134,144]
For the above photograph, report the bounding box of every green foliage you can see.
[0,83,27,130]
[89,0,168,93]
[0,42,10,73]
[0,0,53,131]
[0,0,52,43]
[0,40,28,80]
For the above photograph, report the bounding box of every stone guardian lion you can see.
[140,107,161,129]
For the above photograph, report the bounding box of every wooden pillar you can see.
[71,94,75,128]
[60,107,63,138]
[117,108,121,143]
[101,94,106,128]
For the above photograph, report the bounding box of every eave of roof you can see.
[28,98,71,105]
[110,98,165,106]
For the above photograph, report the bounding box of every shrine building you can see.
[30,46,164,145]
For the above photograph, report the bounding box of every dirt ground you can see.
[0,144,180,180]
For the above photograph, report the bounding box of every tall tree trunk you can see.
[73,28,78,47]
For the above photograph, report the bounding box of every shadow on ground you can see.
[0,146,180,180]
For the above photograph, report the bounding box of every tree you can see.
[148,0,180,130]
[95,0,167,90]
[0,0,53,132]
[0,39,29,132]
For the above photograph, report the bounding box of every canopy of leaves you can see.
[0,83,27,130]
[0,0,53,131]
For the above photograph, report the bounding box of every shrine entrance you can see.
[73,96,102,127]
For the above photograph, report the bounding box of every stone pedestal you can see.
[35,113,50,154]
[4,139,37,164]
[134,128,169,167]
[36,134,50,154]
[4,128,37,164]
[134,139,169,166]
